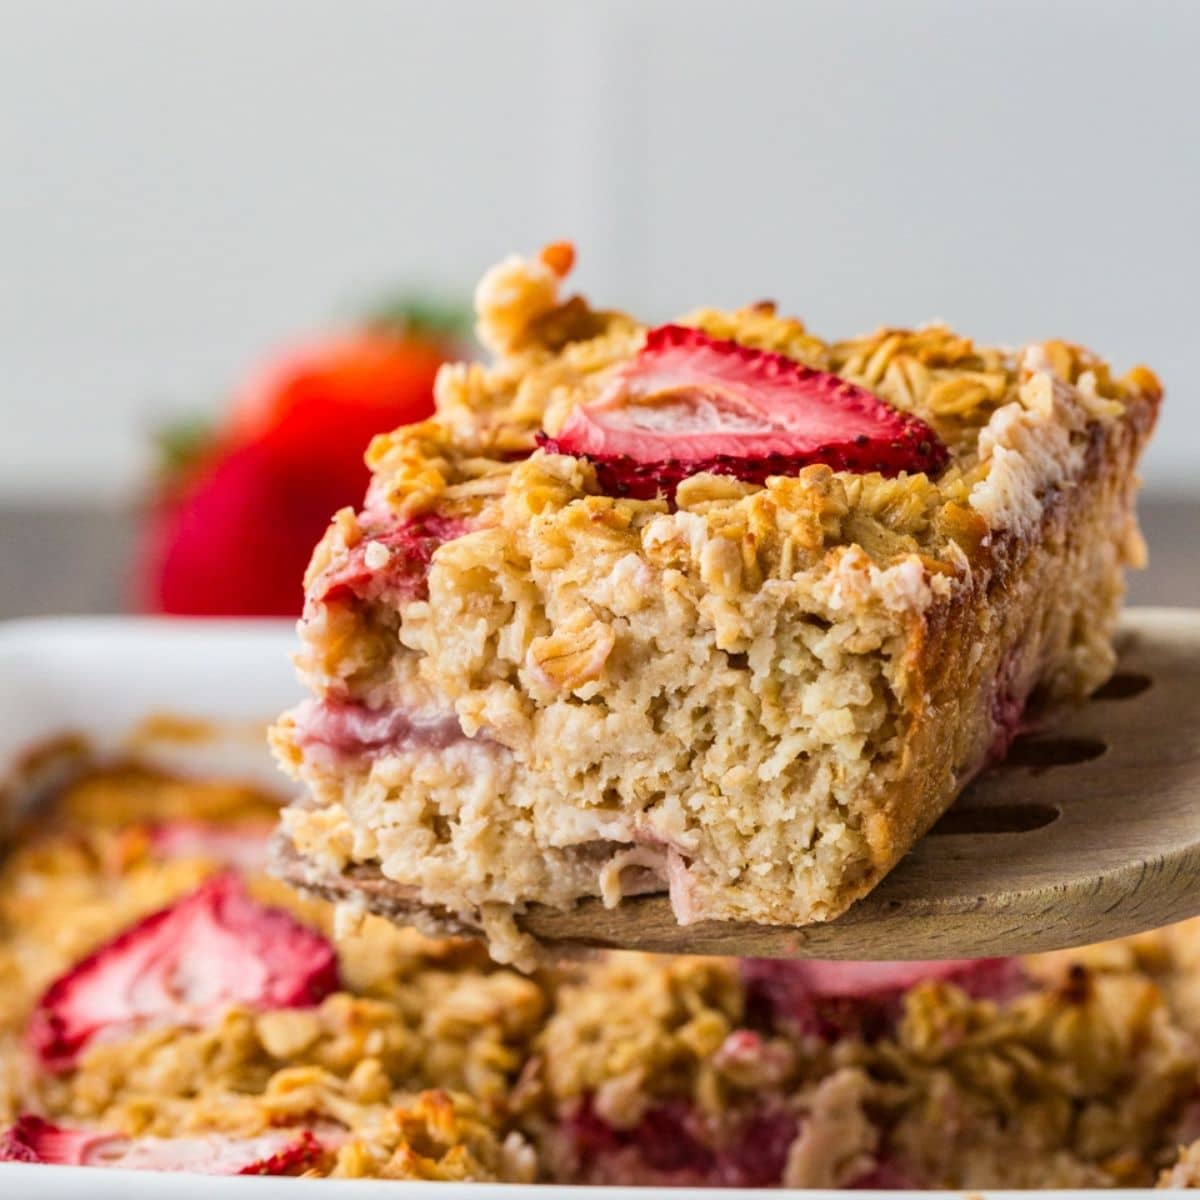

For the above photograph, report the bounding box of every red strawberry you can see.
[227,329,450,470]
[0,1115,322,1175]
[0,1118,42,1163]
[0,1117,110,1166]
[232,1130,324,1177]
[741,957,1025,1041]
[311,512,471,609]
[777,958,1025,999]
[26,872,338,1071]
[146,820,274,873]
[290,698,466,766]
[538,324,949,499]
[139,309,465,618]
[564,1097,798,1187]
[139,436,357,617]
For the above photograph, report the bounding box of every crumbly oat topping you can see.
[364,249,1157,556]
[5,760,1200,1186]
[0,766,540,1181]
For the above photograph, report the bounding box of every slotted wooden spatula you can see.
[275,607,1200,960]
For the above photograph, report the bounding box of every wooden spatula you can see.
[275,606,1200,960]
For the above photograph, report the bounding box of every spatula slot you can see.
[1003,735,1107,771]
[1091,671,1153,701]
[929,802,1060,836]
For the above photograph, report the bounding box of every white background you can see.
[2,0,1197,500]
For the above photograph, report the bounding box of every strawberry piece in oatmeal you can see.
[0,1115,323,1175]
[145,820,274,872]
[562,1097,799,1187]
[311,512,470,607]
[26,872,339,1071]
[741,957,1027,1040]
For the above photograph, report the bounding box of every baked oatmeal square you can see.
[270,243,1160,966]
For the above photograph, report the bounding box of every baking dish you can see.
[0,618,1179,1196]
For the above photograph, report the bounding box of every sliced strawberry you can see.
[146,821,273,873]
[563,1097,797,1187]
[779,959,1020,998]
[741,958,1026,1041]
[0,1115,322,1175]
[290,698,467,764]
[26,872,338,1071]
[538,324,949,498]
[232,1130,324,1176]
[311,512,470,608]
[0,1116,109,1165]
[0,1116,48,1162]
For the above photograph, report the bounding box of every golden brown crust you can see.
[862,386,1158,888]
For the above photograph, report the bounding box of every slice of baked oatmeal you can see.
[270,242,1160,964]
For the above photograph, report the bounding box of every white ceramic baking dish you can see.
[0,617,1171,1197]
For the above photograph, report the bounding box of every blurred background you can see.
[1,0,1195,618]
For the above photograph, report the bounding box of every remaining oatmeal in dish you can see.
[5,756,1200,1187]
[0,762,540,1181]
[270,241,1160,963]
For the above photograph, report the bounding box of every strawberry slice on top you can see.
[0,1115,323,1175]
[26,872,339,1071]
[538,324,949,499]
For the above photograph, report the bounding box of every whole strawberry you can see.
[138,301,466,616]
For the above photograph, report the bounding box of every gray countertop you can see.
[0,499,1195,621]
